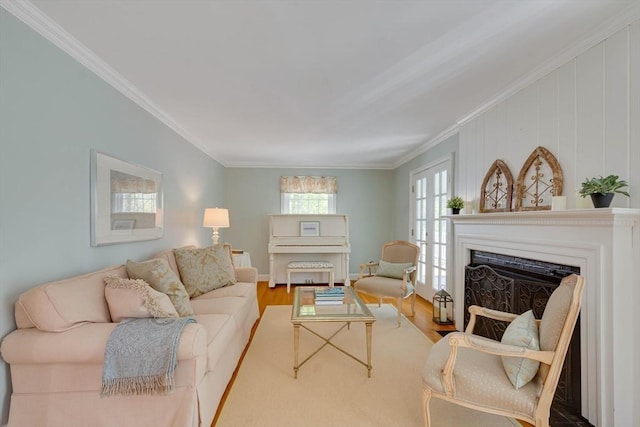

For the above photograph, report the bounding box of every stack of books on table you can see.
[314,287,344,305]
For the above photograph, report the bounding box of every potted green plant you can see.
[447,196,465,214]
[578,175,630,208]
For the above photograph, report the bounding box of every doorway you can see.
[410,156,452,301]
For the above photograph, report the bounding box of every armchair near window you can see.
[353,240,420,327]
[421,274,585,427]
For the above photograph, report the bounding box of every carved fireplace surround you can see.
[448,209,640,427]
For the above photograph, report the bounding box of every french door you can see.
[411,157,452,301]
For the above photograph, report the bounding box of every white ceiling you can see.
[9,0,640,168]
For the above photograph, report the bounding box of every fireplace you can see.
[448,209,640,427]
[464,251,585,426]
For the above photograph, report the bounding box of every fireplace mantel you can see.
[448,208,640,427]
[448,207,640,225]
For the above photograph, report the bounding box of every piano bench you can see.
[286,261,335,294]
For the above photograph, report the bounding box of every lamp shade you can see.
[203,208,230,228]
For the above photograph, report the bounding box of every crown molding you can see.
[398,2,639,169]
[223,161,395,170]
[0,0,226,166]
[392,124,460,169]
[456,2,640,126]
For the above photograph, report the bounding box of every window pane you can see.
[112,193,156,213]
[441,170,447,194]
[282,193,336,214]
[437,267,446,289]
[433,269,442,290]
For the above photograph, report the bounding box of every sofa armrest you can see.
[1,322,207,365]
[235,267,257,285]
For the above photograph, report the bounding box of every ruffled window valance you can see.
[280,176,337,194]
[111,171,157,193]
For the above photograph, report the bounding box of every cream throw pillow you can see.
[104,276,179,322]
[126,258,194,317]
[501,310,540,389]
[376,260,414,279]
[174,245,236,298]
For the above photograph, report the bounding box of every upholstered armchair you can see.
[353,240,420,327]
[421,274,585,427]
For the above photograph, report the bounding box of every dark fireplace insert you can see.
[465,251,592,427]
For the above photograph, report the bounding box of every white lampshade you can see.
[203,208,230,228]
[203,208,229,246]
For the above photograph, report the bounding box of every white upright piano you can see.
[268,214,350,288]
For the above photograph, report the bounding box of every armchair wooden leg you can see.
[396,297,402,327]
[422,388,432,427]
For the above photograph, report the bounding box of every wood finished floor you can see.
[211,282,531,427]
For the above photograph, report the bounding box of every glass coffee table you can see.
[291,286,376,378]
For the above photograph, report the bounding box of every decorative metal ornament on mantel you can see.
[515,146,563,211]
[479,159,514,213]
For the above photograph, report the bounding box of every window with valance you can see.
[280,176,337,214]
[111,170,157,214]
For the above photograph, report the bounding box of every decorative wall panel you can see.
[457,21,639,210]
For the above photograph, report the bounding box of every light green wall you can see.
[223,168,394,277]
[0,10,224,422]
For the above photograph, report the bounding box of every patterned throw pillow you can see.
[375,260,414,279]
[126,258,194,317]
[501,310,541,389]
[103,276,179,322]
[174,245,236,298]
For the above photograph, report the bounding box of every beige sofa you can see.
[0,247,259,427]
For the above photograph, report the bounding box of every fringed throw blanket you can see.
[101,317,195,397]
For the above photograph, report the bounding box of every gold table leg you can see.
[292,322,373,378]
[293,323,300,378]
[366,321,373,378]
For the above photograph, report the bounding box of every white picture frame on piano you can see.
[300,221,320,237]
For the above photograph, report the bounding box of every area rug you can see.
[216,305,519,427]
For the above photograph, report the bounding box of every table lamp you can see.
[203,208,229,246]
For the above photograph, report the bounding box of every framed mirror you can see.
[90,150,163,246]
